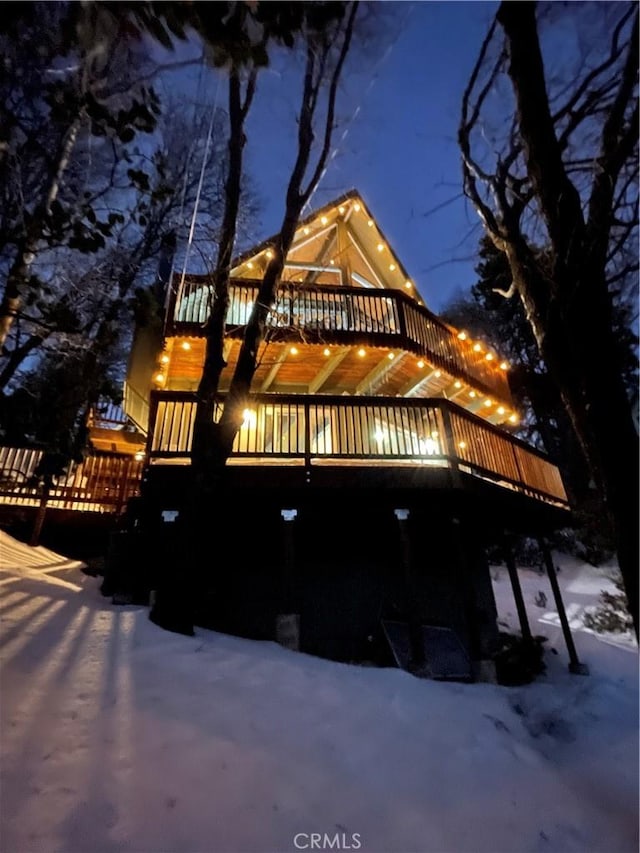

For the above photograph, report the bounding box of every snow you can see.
[1,529,637,853]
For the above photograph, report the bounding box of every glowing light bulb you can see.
[457,331,467,341]
[290,346,298,355]
[338,206,345,214]
[367,219,374,227]
[357,347,366,357]
[434,370,441,378]
[473,343,482,352]
[323,348,331,357]
[469,391,476,398]
[266,249,274,259]
[160,355,170,364]
[242,409,257,427]
[134,451,145,462]
[377,243,384,252]
[497,406,505,415]
[484,399,493,407]
[509,414,519,424]
[454,380,462,389]
[500,361,509,371]
[354,203,361,212]
[154,373,165,384]
[247,261,254,269]
[321,216,328,225]
[389,263,396,271]
[303,227,310,235]
[405,280,412,289]
[181,341,191,351]
[485,353,494,361]
[417,359,425,369]
[387,352,395,360]
[458,441,467,450]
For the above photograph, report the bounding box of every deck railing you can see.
[0,447,144,514]
[167,279,512,403]
[148,391,568,507]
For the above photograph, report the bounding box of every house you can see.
[119,190,573,678]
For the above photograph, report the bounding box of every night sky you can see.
[244,1,498,313]
[164,1,499,314]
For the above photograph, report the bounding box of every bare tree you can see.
[0,2,160,350]
[458,1,639,635]
[192,1,360,477]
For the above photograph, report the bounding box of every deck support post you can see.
[29,484,50,547]
[503,536,533,645]
[538,537,589,675]
[276,509,300,651]
[394,508,425,668]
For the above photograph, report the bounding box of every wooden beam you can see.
[285,261,341,274]
[260,348,289,392]
[304,229,339,287]
[399,365,439,397]
[345,227,385,289]
[351,271,377,289]
[355,351,405,395]
[308,347,350,393]
[289,223,334,254]
[442,381,468,403]
[464,394,486,414]
[336,218,352,287]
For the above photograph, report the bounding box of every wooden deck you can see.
[0,447,144,515]
[147,391,568,508]
[166,280,513,405]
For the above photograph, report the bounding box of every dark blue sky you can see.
[243,1,498,313]
[162,2,498,314]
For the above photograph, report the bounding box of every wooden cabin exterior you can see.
[118,190,573,677]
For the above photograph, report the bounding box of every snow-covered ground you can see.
[1,529,637,853]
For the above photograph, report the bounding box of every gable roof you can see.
[229,189,427,307]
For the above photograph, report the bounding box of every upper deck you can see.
[164,278,513,409]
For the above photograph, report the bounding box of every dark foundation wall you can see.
[128,466,511,667]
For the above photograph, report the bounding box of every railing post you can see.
[304,400,311,471]
[439,402,462,489]
[146,392,159,458]
[511,442,525,489]
[395,292,407,340]
[115,458,130,516]
[538,537,589,675]
[29,484,50,547]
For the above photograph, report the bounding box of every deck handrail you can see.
[166,279,512,404]
[0,447,144,514]
[147,391,568,506]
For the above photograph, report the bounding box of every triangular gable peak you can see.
[230,190,426,308]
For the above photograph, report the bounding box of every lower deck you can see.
[146,392,569,512]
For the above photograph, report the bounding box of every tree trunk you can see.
[0,114,83,351]
[498,1,639,635]
[191,68,255,486]
[213,3,359,462]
